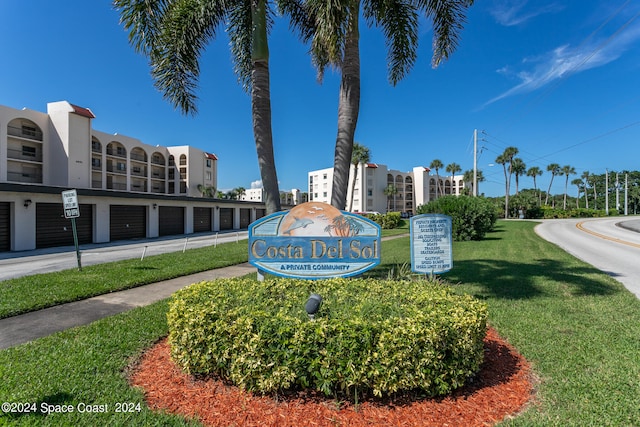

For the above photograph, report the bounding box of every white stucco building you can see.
[308,163,464,214]
[0,100,266,252]
[240,188,308,206]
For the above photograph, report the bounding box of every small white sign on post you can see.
[62,189,79,219]
[410,214,453,274]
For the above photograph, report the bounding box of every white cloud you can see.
[482,20,640,107]
[250,180,263,189]
[490,0,564,26]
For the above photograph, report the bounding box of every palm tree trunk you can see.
[545,176,554,205]
[348,163,358,211]
[330,2,360,210]
[251,0,280,214]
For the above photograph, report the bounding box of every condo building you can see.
[308,163,464,214]
[0,101,266,252]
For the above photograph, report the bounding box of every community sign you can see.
[249,202,381,279]
[410,214,453,274]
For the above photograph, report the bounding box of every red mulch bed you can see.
[129,327,535,426]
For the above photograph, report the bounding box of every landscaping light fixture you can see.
[305,293,323,321]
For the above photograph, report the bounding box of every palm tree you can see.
[383,184,398,213]
[197,184,216,198]
[496,146,518,218]
[348,142,371,211]
[545,163,561,206]
[571,178,583,209]
[462,169,485,195]
[561,165,576,209]
[581,170,590,209]
[302,0,474,209]
[115,0,300,214]
[526,166,542,205]
[511,158,526,195]
[445,162,461,195]
[430,159,444,198]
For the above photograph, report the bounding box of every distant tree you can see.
[545,163,561,205]
[197,184,216,198]
[561,165,576,209]
[430,159,444,198]
[496,146,519,218]
[511,158,526,195]
[462,169,485,196]
[348,142,371,212]
[526,166,543,205]
[581,171,590,209]
[446,162,461,195]
[571,178,583,208]
[383,184,398,213]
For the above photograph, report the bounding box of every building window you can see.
[22,145,36,158]
[206,171,212,180]
[22,125,37,138]
[117,162,126,171]
[323,192,327,197]
[180,154,187,166]
[367,189,372,196]
[92,158,101,168]
[206,159,212,168]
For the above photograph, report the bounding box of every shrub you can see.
[365,212,402,229]
[416,195,497,240]
[168,277,487,398]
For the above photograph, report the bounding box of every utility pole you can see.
[473,129,477,197]
[605,169,609,215]
[616,172,620,211]
[625,173,628,216]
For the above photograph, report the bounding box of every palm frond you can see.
[415,0,474,68]
[364,0,419,85]
[114,0,172,54]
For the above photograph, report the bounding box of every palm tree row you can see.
[115,0,475,214]
[493,146,583,213]
[429,159,465,198]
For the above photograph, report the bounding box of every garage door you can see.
[36,203,93,248]
[239,208,251,228]
[110,205,146,241]
[0,202,9,252]
[219,208,233,230]
[193,207,212,232]
[159,206,185,236]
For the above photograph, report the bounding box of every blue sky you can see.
[1,1,639,197]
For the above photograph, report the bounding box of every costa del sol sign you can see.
[248,202,381,279]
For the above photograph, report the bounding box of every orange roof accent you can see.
[205,152,218,160]
[366,163,378,168]
[70,104,96,119]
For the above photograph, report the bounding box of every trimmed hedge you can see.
[416,195,497,241]
[365,212,402,229]
[167,277,487,398]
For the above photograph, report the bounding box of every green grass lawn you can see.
[1,221,640,425]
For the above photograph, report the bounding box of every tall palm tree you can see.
[581,170,590,209]
[526,166,542,205]
[430,159,444,198]
[496,146,518,218]
[562,165,576,210]
[383,184,398,213]
[445,162,461,195]
[348,142,371,211]
[545,163,561,206]
[302,0,474,209]
[462,169,484,195]
[511,158,526,195]
[571,178,583,209]
[115,0,302,214]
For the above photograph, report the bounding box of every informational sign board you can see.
[249,202,381,279]
[410,214,453,274]
[62,189,80,219]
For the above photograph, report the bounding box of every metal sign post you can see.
[62,189,82,271]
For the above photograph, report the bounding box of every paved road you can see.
[535,217,640,298]
[0,231,248,281]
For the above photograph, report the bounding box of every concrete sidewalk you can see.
[0,263,256,350]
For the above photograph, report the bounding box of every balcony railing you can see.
[130,152,147,162]
[106,165,127,175]
[7,148,43,162]
[106,148,127,158]
[7,125,43,141]
[7,170,43,183]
